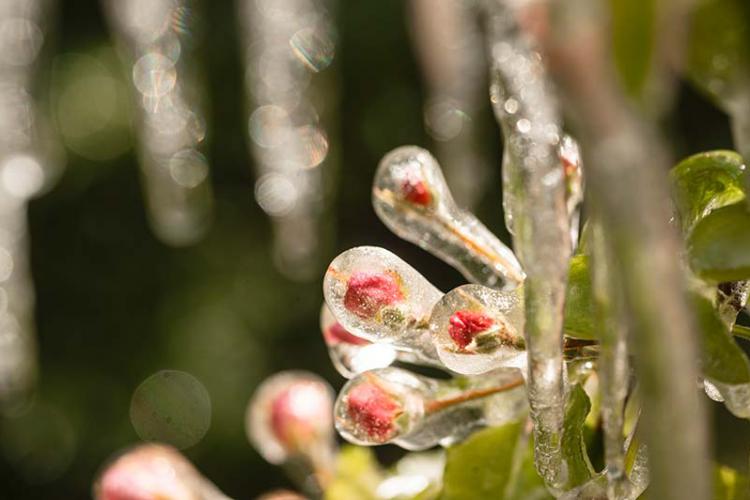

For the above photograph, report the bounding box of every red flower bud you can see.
[323,321,369,346]
[344,271,404,319]
[346,381,402,441]
[400,177,432,207]
[270,382,331,451]
[448,310,495,349]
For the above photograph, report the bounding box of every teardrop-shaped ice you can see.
[373,146,524,290]
[324,246,442,365]
[430,284,526,375]
[320,304,398,378]
[334,366,526,450]
[94,444,230,500]
[246,371,335,467]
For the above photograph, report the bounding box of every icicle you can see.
[104,0,214,247]
[373,146,524,290]
[323,246,444,367]
[0,0,60,414]
[247,371,336,495]
[334,366,526,450]
[94,444,231,500]
[238,0,337,280]
[482,0,571,491]
[408,0,490,208]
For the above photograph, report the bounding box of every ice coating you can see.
[320,304,398,378]
[503,134,583,251]
[94,444,229,500]
[706,380,750,418]
[373,146,524,290]
[324,246,442,365]
[430,284,526,375]
[247,371,335,465]
[334,366,526,450]
[485,0,572,490]
[335,368,426,446]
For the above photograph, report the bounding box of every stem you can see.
[545,2,711,499]
[373,187,526,284]
[425,376,525,413]
[589,220,631,497]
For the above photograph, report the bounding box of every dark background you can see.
[0,1,747,498]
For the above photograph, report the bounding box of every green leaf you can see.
[714,465,750,500]
[561,384,595,489]
[687,0,750,106]
[325,446,383,500]
[688,202,750,282]
[564,255,596,340]
[610,0,656,97]
[693,292,750,385]
[441,423,524,500]
[670,150,747,234]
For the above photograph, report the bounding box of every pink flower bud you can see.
[269,381,332,452]
[345,380,402,441]
[448,310,495,350]
[96,444,221,500]
[323,321,369,346]
[400,177,432,207]
[343,271,404,319]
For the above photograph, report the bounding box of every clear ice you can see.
[320,304,398,378]
[334,366,526,450]
[323,246,443,366]
[484,0,572,490]
[373,146,524,290]
[429,284,527,375]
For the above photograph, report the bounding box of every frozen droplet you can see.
[702,379,724,402]
[373,147,524,290]
[334,367,526,450]
[323,246,442,366]
[246,371,335,466]
[430,284,526,375]
[320,304,397,378]
[94,444,229,500]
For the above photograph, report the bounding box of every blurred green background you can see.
[0,0,747,498]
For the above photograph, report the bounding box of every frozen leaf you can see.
[324,446,382,500]
[373,146,524,290]
[687,0,750,107]
[688,202,750,282]
[670,150,747,235]
[324,246,443,366]
[563,255,596,341]
[610,0,656,98]
[560,384,595,489]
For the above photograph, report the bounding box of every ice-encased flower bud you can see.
[373,146,524,290]
[94,444,229,500]
[334,367,527,450]
[323,246,442,366]
[247,371,334,465]
[430,284,526,375]
[320,304,398,379]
